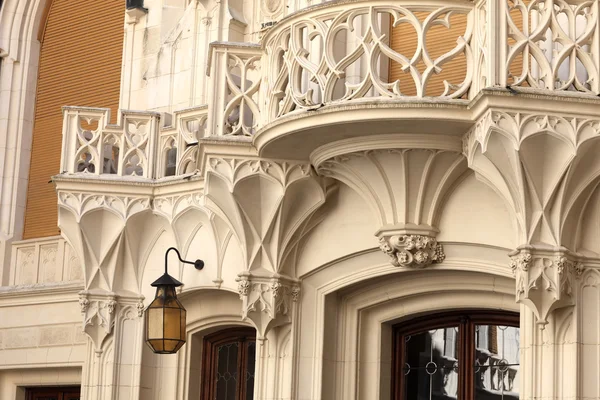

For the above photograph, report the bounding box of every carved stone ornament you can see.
[379,234,445,268]
[510,249,584,329]
[136,300,145,318]
[78,291,119,354]
[236,274,300,338]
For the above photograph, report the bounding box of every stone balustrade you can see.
[60,107,161,178]
[59,0,600,178]
[60,106,209,179]
[207,43,263,137]
[8,236,82,286]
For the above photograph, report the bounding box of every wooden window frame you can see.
[25,386,80,400]
[201,327,256,400]
[392,310,519,400]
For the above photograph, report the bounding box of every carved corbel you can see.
[379,234,445,268]
[510,248,584,328]
[79,291,119,355]
[236,273,300,338]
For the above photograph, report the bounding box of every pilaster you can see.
[80,292,146,400]
[512,248,600,400]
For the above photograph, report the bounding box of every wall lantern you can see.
[145,247,204,354]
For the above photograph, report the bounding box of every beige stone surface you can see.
[3,0,600,399]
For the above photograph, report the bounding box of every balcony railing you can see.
[9,237,82,286]
[61,107,160,178]
[59,0,600,179]
[260,0,600,121]
[61,106,209,179]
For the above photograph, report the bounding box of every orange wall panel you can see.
[23,0,124,239]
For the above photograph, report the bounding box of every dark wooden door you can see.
[26,387,80,400]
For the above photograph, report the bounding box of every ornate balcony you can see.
[254,0,600,157]
[59,0,600,177]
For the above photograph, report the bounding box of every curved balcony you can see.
[250,0,600,158]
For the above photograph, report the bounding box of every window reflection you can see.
[396,314,520,400]
[474,325,519,400]
[404,327,459,400]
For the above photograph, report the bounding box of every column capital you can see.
[510,246,584,328]
[78,290,144,354]
[236,273,300,338]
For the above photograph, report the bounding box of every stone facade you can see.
[3,0,600,399]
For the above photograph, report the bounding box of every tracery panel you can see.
[506,0,599,92]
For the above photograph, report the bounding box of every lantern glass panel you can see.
[147,308,164,339]
[148,339,165,353]
[164,307,182,338]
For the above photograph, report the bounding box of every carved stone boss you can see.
[379,234,445,268]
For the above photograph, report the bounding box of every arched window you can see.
[392,311,519,400]
[201,328,256,400]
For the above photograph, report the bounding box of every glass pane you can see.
[215,342,239,400]
[245,340,256,400]
[404,327,459,400]
[474,325,520,400]
[163,308,182,339]
[146,308,164,339]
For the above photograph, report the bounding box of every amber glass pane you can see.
[148,339,165,353]
[164,339,184,353]
[404,327,459,400]
[146,308,164,339]
[474,325,519,400]
[163,308,182,339]
[215,342,240,400]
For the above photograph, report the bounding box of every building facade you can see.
[1,0,600,399]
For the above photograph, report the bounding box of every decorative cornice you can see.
[379,234,445,268]
[58,192,151,222]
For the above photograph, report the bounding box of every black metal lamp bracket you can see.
[165,247,204,275]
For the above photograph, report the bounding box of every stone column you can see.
[236,274,299,399]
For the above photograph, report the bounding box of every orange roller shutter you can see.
[23,0,124,239]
